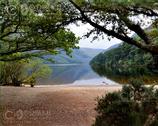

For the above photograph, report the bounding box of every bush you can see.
[93,80,158,126]
[0,59,51,87]
[23,59,52,86]
[0,61,26,86]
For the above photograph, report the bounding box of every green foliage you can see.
[91,43,153,67]
[148,28,158,38]
[90,43,158,84]
[0,60,26,86]
[0,0,79,61]
[23,59,52,85]
[147,28,158,45]
[93,0,158,5]
[66,0,158,58]
[0,59,51,86]
[93,80,158,126]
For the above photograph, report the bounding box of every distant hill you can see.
[43,48,104,64]
[104,44,121,52]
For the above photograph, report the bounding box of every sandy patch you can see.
[0,85,121,126]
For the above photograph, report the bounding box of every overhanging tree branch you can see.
[69,0,153,52]
[118,15,151,44]
[69,0,158,54]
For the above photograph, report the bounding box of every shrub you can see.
[0,61,26,86]
[23,59,52,86]
[0,59,51,87]
[93,80,158,126]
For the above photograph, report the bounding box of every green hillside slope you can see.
[90,43,152,67]
[90,43,158,84]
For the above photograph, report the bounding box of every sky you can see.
[68,23,122,49]
[68,15,154,49]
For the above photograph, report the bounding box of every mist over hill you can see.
[44,48,104,64]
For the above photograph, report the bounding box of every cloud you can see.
[67,22,122,49]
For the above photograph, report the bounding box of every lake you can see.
[90,64,158,85]
[38,64,118,85]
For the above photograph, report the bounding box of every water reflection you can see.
[91,64,158,84]
[38,64,117,85]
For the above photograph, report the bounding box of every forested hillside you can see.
[90,25,158,68]
[90,43,153,67]
[90,43,158,84]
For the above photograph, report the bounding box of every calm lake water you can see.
[38,64,118,85]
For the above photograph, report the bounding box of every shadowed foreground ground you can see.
[0,85,121,126]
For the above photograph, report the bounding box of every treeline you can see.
[90,27,158,68]
[90,43,158,84]
[90,43,153,68]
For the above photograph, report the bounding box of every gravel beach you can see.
[0,85,121,126]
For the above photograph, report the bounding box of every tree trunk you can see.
[12,78,22,86]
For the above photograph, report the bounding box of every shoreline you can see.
[36,84,121,87]
[0,84,121,88]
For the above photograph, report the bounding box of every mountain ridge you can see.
[44,47,104,64]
